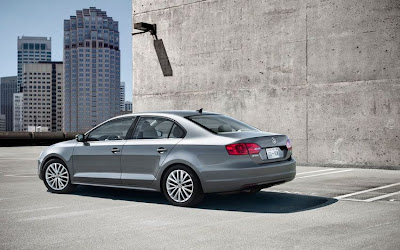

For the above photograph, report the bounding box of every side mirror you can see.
[75,134,85,142]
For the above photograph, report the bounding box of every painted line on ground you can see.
[19,204,143,222]
[364,190,400,202]
[334,182,400,199]
[296,168,335,175]
[340,198,365,202]
[296,169,353,179]
[4,174,37,178]
[8,206,63,214]
[0,196,30,201]
[0,158,38,160]
[363,221,394,230]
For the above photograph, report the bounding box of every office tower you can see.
[120,81,125,111]
[22,62,63,132]
[63,7,121,132]
[0,114,5,131]
[0,76,18,131]
[13,93,23,131]
[124,101,132,112]
[17,36,51,92]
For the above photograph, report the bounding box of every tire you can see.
[162,165,204,207]
[43,159,76,194]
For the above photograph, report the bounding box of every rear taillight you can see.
[226,143,248,155]
[226,143,261,155]
[245,143,262,154]
[286,138,292,150]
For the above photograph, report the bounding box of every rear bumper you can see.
[201,158,296,193]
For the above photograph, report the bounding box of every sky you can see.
[0,0,132,101]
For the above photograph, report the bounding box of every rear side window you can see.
[132,117,185,139]
[169,124,185,138]
[186,115,258,134]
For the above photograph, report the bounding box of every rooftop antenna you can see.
[196,108,203,114]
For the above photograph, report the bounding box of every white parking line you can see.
[0,158,37,160]
[296,168,335,175]
[20,204,143,221]
[297,169,353,179]
[4,174,37,178]
[334,182,400,199]
[8,206,63,214]
[364,190,400,202]
[0,196,30,201]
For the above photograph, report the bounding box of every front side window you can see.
[132,117,184,139]
[86,117,135,141]
[186,115,258,134]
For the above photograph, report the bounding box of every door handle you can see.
[157,147,167,154]
[111,148,120,153]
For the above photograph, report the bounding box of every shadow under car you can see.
[69,185,337,213]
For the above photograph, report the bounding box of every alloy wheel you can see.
[166,169,194,203]
[45,163,69,191]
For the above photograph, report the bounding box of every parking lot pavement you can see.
[0,147,399,249]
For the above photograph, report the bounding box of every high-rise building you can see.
[124,101,132,112]
[0,76,18,131]
[22,62,64,132]
[63,7,121,132]
[120,81,125,111]
[17,36,51,92]
[13,93,24,131]
[0,114,6,131]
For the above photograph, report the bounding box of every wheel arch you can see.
[40,155,69,179]
[157,162,204,193]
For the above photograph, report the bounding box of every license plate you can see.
[266,147,280,159]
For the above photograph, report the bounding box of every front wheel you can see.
[43,159,76,194]
[162,165,204,207]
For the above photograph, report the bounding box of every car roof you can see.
[120,110,221,118]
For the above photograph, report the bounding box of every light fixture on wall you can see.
[132,22,172,76]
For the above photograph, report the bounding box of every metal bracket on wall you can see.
[132,22,172,76]
[132,22,158,40]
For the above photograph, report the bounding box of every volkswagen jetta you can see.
[38,110,296,206]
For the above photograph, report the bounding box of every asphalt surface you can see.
[0,146,399,249]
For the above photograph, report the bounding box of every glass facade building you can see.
[13,93,23,131]
[124,101,132,112]
[0,76,18,131]
[63,7,121,132]
[0,114,5,131]
[22,62,64,132]
[17,36,52,93]
[120,81,125,111]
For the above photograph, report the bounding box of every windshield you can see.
[186,114,259,134]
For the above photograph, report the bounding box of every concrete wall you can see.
[132,0,400,167]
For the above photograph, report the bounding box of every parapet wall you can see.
[132,0,400,167]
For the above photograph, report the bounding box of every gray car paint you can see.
[38,111,296,193]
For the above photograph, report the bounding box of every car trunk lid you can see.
[220,132,291,164]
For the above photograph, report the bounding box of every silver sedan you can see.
[38,110,296,206]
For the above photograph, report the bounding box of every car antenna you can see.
[196,108,203,114]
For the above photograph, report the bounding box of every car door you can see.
[72,117,136,185]
[121,116,185,188]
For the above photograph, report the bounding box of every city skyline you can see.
[0,0,132,101]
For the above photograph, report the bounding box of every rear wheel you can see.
[162,165,204,207]
[43,159,76,194]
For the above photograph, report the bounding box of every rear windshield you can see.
[186,114,258,134]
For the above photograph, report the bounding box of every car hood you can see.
[50,139,78,148]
